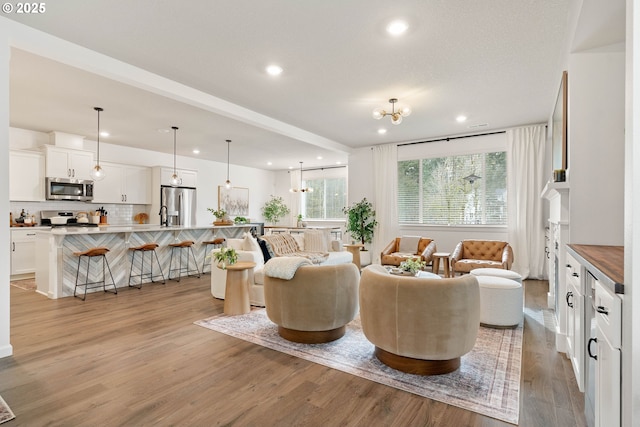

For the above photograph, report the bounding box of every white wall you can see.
[568,51,625,245]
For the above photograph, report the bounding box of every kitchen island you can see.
[35,224,259,299]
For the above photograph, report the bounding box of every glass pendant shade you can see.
[372,108,385,120]
[399,106,412,116]
[170,173,180,186]
[91,107,106,181]
[391,114,403,125]
[372,98,410,125]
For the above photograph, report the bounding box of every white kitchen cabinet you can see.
[44,146,94,180]
[159,167,197,187]
[9,150,45,201]
[92,162,151,204]
[11,228,38,277]
[594,280,621,427]
[565,251,585,391]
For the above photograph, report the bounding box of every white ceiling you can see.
[5,1,611,171]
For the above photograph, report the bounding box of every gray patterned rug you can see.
[0,396,15,425]
[195,309,522,424]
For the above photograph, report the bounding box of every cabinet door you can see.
[10,151,45,201]
[180,169,197,187]
[11,230,37,275]
[69,150,95,180]
[92,162,124,203]
[570,279,585,392]
[595,328,620,427]
[123,166,151,204]
[45,147,71,178]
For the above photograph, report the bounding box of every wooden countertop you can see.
[567,244,624,294]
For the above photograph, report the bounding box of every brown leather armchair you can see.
[450,240,514,275]
[380,237,436,267]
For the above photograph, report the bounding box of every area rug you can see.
[10,278,36,291]
[0,396,15,425]
[195,309,522,424]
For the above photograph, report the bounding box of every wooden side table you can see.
[344,244,365,270]
[432,252,451,278]
[222,261,256,315]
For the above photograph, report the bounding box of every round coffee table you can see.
[222,261,256,315]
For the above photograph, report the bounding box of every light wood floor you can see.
[1,276,587,426]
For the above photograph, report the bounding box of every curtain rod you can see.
[288,165,347,173]
[397,130,506,147]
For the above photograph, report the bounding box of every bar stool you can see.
[73,247,117,301]
[168,240,200,281]
[201,237,226,274]
[128,243,166,289]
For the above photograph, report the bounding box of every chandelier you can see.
[372,98,411,125]
[224,139,232,189]
[170,126,180,186]
[290,162,313,193]
[90,107,105,181]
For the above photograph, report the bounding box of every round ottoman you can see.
[470,268,523,285]
[475,276,523,328]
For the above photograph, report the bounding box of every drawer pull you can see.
[566,263,572,268]
[572,272,579,278]
[566,291,574,308]
[587,337,598,360]
[596,306,609,315]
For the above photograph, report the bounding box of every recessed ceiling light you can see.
[378,128,387,134]
[266,65,283,76]
[387,20,408,36]
[99,131,109,137]
[316,156,323,160]
[192,149,200,154]
[288,165,294,170]
[267,161,273,166]
[456,115,467,123]
[336,161,342,165]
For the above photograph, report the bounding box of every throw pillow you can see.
[242,232,261,252]
[257,238,273,262]
[261,234,299,256]
[398,235,421,254]
[292,233,305,251]
[304,230,328,252]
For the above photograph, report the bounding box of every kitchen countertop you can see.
[37,223,257,235]
[567,244,624,294]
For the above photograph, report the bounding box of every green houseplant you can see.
[399,257,426,275]
[213,247,238,270]
[342,198,378,246]
[262,195,290,225]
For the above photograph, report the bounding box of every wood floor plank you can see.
[1,277,587,426]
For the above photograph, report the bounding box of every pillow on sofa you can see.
[262,234,299,256]
[257,238,273,262]
[398,235,421,254]
[242,232,262,252]
[304,229,329,252]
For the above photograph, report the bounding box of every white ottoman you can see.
[470,268,523,285]
[475,276,523,328]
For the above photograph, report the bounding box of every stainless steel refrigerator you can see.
[160,185,197,226]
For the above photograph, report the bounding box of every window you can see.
[302,176,347,220]
[398,152,507,225]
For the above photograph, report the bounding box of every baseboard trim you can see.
[0,344,14,358]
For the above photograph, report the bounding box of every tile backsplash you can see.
[9,201,151,226]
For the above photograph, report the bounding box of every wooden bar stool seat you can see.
[73,247,117,300]
[168,240,200,281]
[201,237,226,274]
[128,242,166,289]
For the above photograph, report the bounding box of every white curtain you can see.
[507,125,547,279]
[372,144,399,263]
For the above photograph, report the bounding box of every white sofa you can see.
[210,231,352,307]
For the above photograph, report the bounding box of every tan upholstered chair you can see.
[264,263,360,344]
[359,264,479,375]
[450,240,514,276]
[380,236,436,267]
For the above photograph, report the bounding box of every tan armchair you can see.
[359,264,480,375]
[380,236,436,267]
[450,240,514,275]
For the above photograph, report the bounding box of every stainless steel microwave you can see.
[45,177,94,201]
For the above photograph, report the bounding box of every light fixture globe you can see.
[91,107,106,181]
[372,98,411,125]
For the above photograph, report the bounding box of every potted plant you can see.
[213,247,238,270]
[207,208,231,225]
[342,198,378,247]
[262,195,290,225]
[234,216,249,224]
[399,257,426,275]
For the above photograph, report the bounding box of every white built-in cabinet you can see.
[9,150,45,201]
[92,162,151,204]
[565,251,585,392]
[10,228,38,277]
[159,167,197,187]
[44,145,94,180]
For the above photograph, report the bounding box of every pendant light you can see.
[224,139,232,189]
[90,107,106,181]
[289,161,313,192]
[170,126,180,186]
